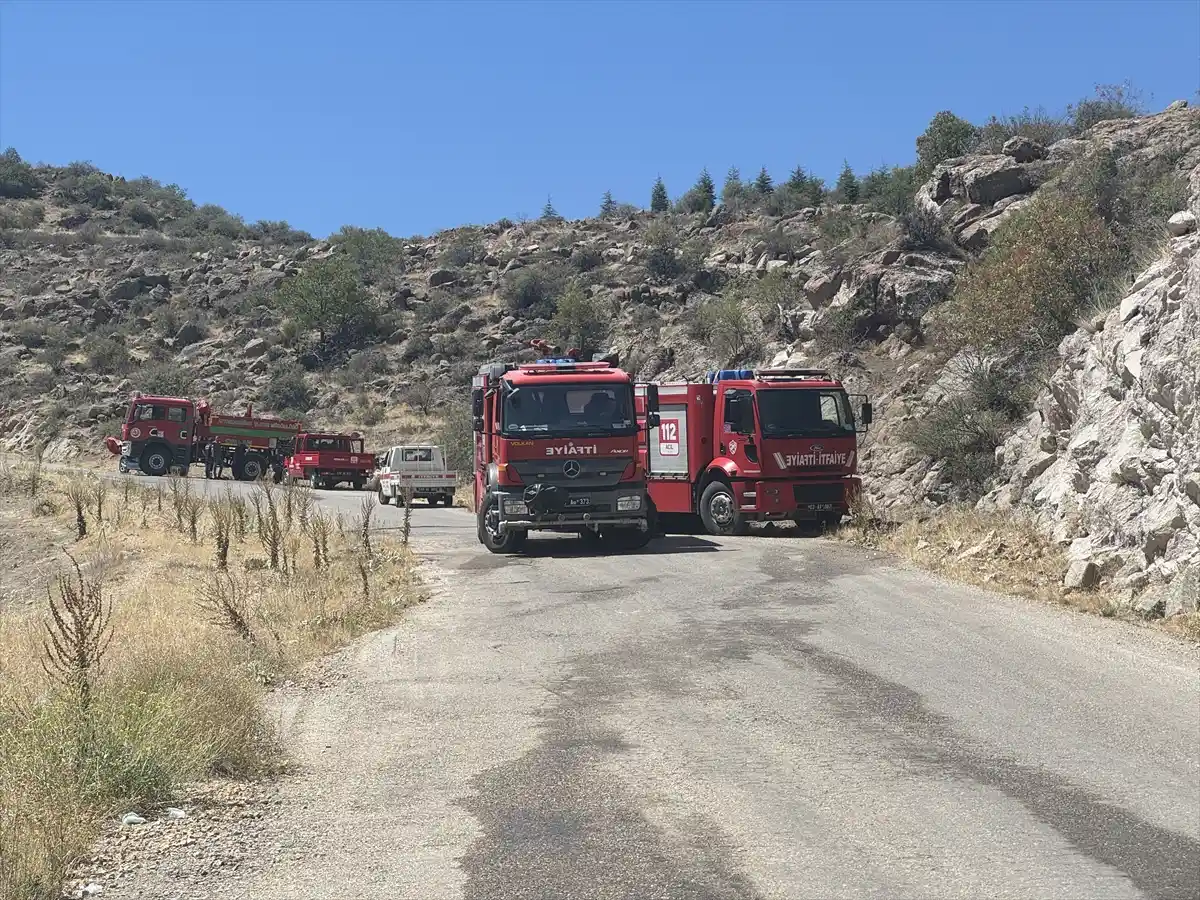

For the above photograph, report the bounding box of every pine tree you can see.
[754,166,774,195]
[787,166,809,190]
[541,195,561,221]
[696,168,716,211]
[834,161,860,204]
[650,176,669,213]
[599,190,617,218]
[721,166,743,206]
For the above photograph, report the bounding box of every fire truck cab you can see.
[471,347,660,554]
[636,368,871,536]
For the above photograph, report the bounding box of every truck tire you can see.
[606,527,652,551]
[309,472,322,490]
[477,497,526,554]
[378,487,391,505]
[140,445,171,477]
[699,480,748,537]
[240,455,266,482]
[442,494,454,507]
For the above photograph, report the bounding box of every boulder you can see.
[244,337,269,357]
[803,271,842,306]
[174,322,204,345]
[1002,135,1047,163]
[428,269,457,287]
[1167,211,1197,237]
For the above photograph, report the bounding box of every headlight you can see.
[616,495,642,511]
[120,441,132,456]
[503,500,529,516]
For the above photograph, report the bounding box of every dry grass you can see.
[836,501,1122,615]
[0,468,422,899]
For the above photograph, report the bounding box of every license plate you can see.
[805,503,835,511]
[566,497,591,507]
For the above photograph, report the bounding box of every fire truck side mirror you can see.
[646,412,661,429]
[861,402,873,426]
[645,384,659,414]
[471,388,484,418]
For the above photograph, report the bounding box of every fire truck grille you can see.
[510,458,632,489]
[792,482,845,506]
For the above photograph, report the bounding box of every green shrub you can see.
[124,200,158,228]
[57,162,116,208]
[1069,81,1145,133]
[861,165,917,216]
[439,232,484,268]
[139,360,196,397]
[904,400,1009,493]
[676,169,716,214]
[437,400,475,474]
[692,295,757,364]
[642,218,684,282]
[330,226,405,286]
[274,256,379,342]
[0,148,43,199]
[499,263,565,317]
[916,111,979,177]
[0,201,44,230]
[900,205,951,251]
[400,332,434,363]
[570,245,604,273]
[248,220,312,245]
[260,362,313,415]
[342,348,390,384]
[975,106,1072,154]
[550,284,611,359]
[943,193,1121,354]
[85,337,130,374]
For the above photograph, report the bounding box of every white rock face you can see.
[984,231,1200,594]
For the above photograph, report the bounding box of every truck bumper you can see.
[491,486,650,533]
[737,478,857,519]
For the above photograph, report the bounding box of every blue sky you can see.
[1,0,1197,238]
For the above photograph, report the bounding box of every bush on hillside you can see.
[550,284,611,359]
[124,199,159,229]
[85,336,131,375]
[916,111,979,177]
[438,400,475,476]
[500,263,566,318]
[260,362,313,416]
[642,218,684,282]
[273,255,379,343]
[248,219,312,245]
[1069,81,1145,133]
[439,232,483,268]
[57,161,117,208]
[942,192,1121,355]
[975,106,1072,154]
[861,165,918,216]
[692,295,758,364]
[0,200,45,230]
[904,355,1035,494]
[0,148,43,199]
[900,205,951,251]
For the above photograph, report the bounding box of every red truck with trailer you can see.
[284,432,374,490]
[635,368,871,536]
[470,342,661,554]
[104,393,301,480]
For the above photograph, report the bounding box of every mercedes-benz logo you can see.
[563,460,581,478]
[811,443,824,452]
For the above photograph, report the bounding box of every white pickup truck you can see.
[376,444,457,507]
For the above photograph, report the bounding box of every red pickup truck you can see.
[284,432,374,490]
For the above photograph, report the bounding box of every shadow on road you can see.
[518,534,721,559]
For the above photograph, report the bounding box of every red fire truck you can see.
[284,432,375,490]
[470,343,661,553]
[635,368,871,536]
[104,393,302,480]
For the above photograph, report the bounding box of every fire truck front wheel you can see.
[699,481,749,537]
[477,497,526,554]
[140,445,171,477]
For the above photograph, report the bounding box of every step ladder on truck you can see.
[635,369,872,536]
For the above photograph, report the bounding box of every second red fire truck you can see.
[636,368,871,536]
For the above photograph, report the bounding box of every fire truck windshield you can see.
[502,383,636,438]
[756,389,855,438]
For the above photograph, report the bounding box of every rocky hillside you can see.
[1,98,1197,608]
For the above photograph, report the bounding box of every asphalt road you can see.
[112,475,1200,900]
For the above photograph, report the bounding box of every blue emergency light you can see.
[535,358,579,365]
[707,369,755,383]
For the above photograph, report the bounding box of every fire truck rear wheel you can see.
[699,481,748,537]
[140,445,171,477]
[309,472,321,490]
[241,456,265,482]
[378,488,391,505]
